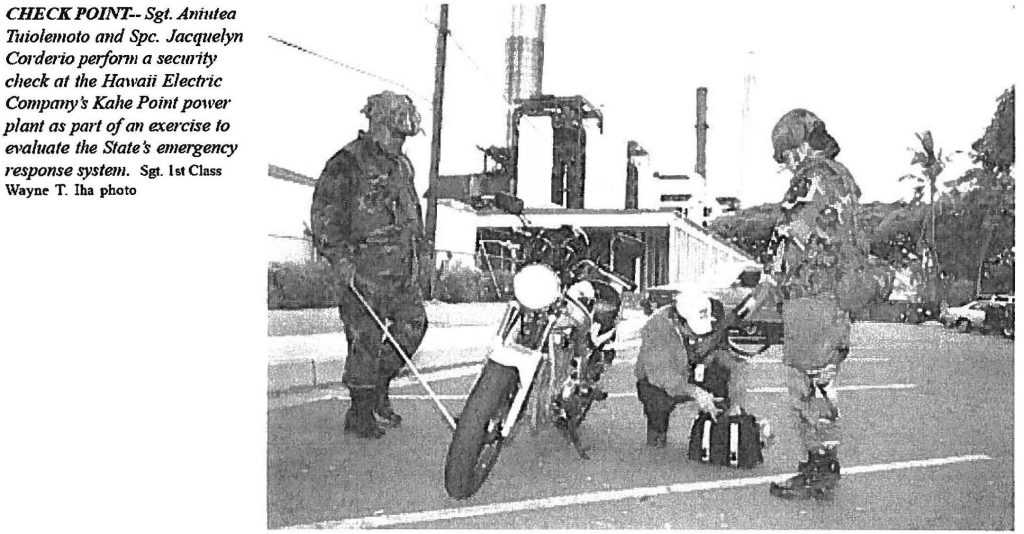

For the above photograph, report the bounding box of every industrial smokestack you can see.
[695,87,708,179]
[505,4,545,143]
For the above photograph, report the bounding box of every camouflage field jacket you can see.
[310,132,425,278]
[765,155,871,303]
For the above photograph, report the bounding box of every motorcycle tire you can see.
[444,361,520,500]
[727,325,771,357]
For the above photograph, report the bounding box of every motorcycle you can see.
[443,196,635,500]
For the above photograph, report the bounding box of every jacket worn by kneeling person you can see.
[634,305,746,405]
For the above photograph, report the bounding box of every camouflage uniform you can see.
[762,152,868,455]
[311,131,428,409]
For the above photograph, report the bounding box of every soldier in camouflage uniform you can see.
[740,109,885,500]
[310,91,429,439]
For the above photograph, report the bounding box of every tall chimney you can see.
[695,87,708,179]
[505,4,545,144]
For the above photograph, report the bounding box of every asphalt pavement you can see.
[266,322,1014,529]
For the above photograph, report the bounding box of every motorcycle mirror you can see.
[494,192,524,216]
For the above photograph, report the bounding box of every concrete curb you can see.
[267,312,648,394]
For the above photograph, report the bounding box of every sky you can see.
[263,0,1018,210]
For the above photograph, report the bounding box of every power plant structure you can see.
[429,4,753,292]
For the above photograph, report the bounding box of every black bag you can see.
[687,412,765,468]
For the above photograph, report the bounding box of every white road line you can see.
[391,364,482,388]
[288,454,991,529]
[747,383,916,394]
[616,356,889,365]
[326,383,917,402]
[748,357,891,364]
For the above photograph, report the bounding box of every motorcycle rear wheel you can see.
[444,361,519,500]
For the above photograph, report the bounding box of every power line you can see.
[422,16,543,136]
[267,34,429,104]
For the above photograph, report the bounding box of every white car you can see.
[940,301,990,332]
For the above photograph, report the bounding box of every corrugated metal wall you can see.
[668,220,756,286]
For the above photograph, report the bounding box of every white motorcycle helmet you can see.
[674,288,714,336]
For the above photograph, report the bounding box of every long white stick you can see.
[349,283,458,431]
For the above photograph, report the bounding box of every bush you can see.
[438,267,514,303]
[939,279,977,307]
[268,261,339,310]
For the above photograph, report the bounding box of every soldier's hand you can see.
[332,258,358,287]
[692,387,721,421]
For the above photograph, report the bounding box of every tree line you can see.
[711,87,1015,303]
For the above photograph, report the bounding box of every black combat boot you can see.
[646,427,668,448]
[373,379,402,428]
[769,448,840,501]
[344,388,385,439]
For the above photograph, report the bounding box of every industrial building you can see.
[267,3,755,293]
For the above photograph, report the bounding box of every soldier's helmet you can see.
[771,108,840,163]
[362,91,421,136]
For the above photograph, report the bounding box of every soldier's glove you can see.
[738,275,781,317]
[329,258,358,288]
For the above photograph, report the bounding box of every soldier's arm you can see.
[731,172,819,320]
[310,153,359,263]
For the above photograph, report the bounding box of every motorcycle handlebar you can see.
[578,259,637,292]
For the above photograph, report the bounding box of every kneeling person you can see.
[635,289,750,448]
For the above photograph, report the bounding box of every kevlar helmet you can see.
[771,108,840,163]
[362,91,421,136]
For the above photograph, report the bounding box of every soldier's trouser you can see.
[338,276,427,389]
[782,297,849,452]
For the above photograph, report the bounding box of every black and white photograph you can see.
[263,0,1016,529]
[2,0,1016,532]
[262,0,1015,524]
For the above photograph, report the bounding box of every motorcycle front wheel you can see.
[444,361,519,500]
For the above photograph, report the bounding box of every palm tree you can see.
[900,131,949,301]
[950,86,1015,296]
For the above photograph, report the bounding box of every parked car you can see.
[978,294,1016,308]
[639,268,783,356]
[940,300,991,332]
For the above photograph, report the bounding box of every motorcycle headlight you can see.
[513,264,561,310]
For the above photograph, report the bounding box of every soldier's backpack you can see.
[687,411,765,469]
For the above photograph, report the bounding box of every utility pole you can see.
[424,4,448,300]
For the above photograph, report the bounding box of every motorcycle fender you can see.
[487,342,543,389]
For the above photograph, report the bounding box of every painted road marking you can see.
[287,454,991,529]
[616,356,889,365]
[326,383,916,402]
[746,383,916,394]
[391,364,482,388]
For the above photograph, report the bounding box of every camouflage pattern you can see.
[765,155,868,302]
[311,132,427,388]
[337,276,427,388]
[762,153,867,454]
[311,132,427,278]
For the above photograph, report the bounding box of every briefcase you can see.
[687,411,765,469]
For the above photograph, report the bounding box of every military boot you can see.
[373,378,402,428]
[769,448,840,501]
[646,427,668,448]
[344,388,385,439]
